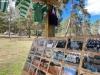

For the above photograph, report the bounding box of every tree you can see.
[27,8,34,38]
[64,0,91,36]
[91,19,100,34]
[0,12,8,34]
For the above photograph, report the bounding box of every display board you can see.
[21,35,100,75]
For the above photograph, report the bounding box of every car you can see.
[4,31,15,35]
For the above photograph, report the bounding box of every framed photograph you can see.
[26,55,33,63]
[80,71,93,75]
[39,59,49,70]
[52,50,64,62]
[32,56,40,67]
[30,47,36,54]
[82,54,100,73]
[64,52,81,67]
[39,39,46,46]
[33,39,38,46]
[36,69,46,75]
[62,66,78,75]
[48,62,61,75]
[46,40,54,47]
[35,48,43,56]
[85,38,100,52]
[43,48,52,58]
[29,65,37,75]
[23,63,30,72]
[54,40,66,48]
[67,38,83,50]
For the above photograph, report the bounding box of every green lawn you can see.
[0,35,33,75]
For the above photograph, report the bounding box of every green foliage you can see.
[91,19,100,34]
[0,12,8,33]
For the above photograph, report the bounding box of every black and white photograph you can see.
[29,65,37,75]
[36,69,46,75]
[85,38,100,52]
[32,56,40,67]
[30,47,36,54]
[23,63,30,72]
[54,40,66,48]
[64,52,81,67]
[52,50,64,62]
[67,38,83,50]
[46,40,54,47]
[39,39,46,46]
[82,54,100,73]
[48,62,61,75]
[26,55,33,63]
[43,48,52,58]
[62,66,78,75]
[33,39,38,46]
[35,48,43,56]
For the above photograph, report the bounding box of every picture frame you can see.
[67,38,83,50]
[43,48,52,58]
[29,65,37,75]
[32,56,40,67]
[85,38,100,52]
[48,62,61,75]
[52,50,64,62]
[82,54,100,73]
[64,52,81,67]
[62,66,78,75]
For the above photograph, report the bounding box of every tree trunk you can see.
[9,16,11,38]
[28,24,31,38]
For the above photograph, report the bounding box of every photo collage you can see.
[22,37,100,75]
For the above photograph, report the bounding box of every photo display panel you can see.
[22,36,100,75]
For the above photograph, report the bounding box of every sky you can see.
[62,0,100,24]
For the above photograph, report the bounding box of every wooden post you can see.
[33,0,60,37]
[45,5,55,37]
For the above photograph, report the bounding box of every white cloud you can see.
[85,0,100,15]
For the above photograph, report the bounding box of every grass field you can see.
[0,35,34,75]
